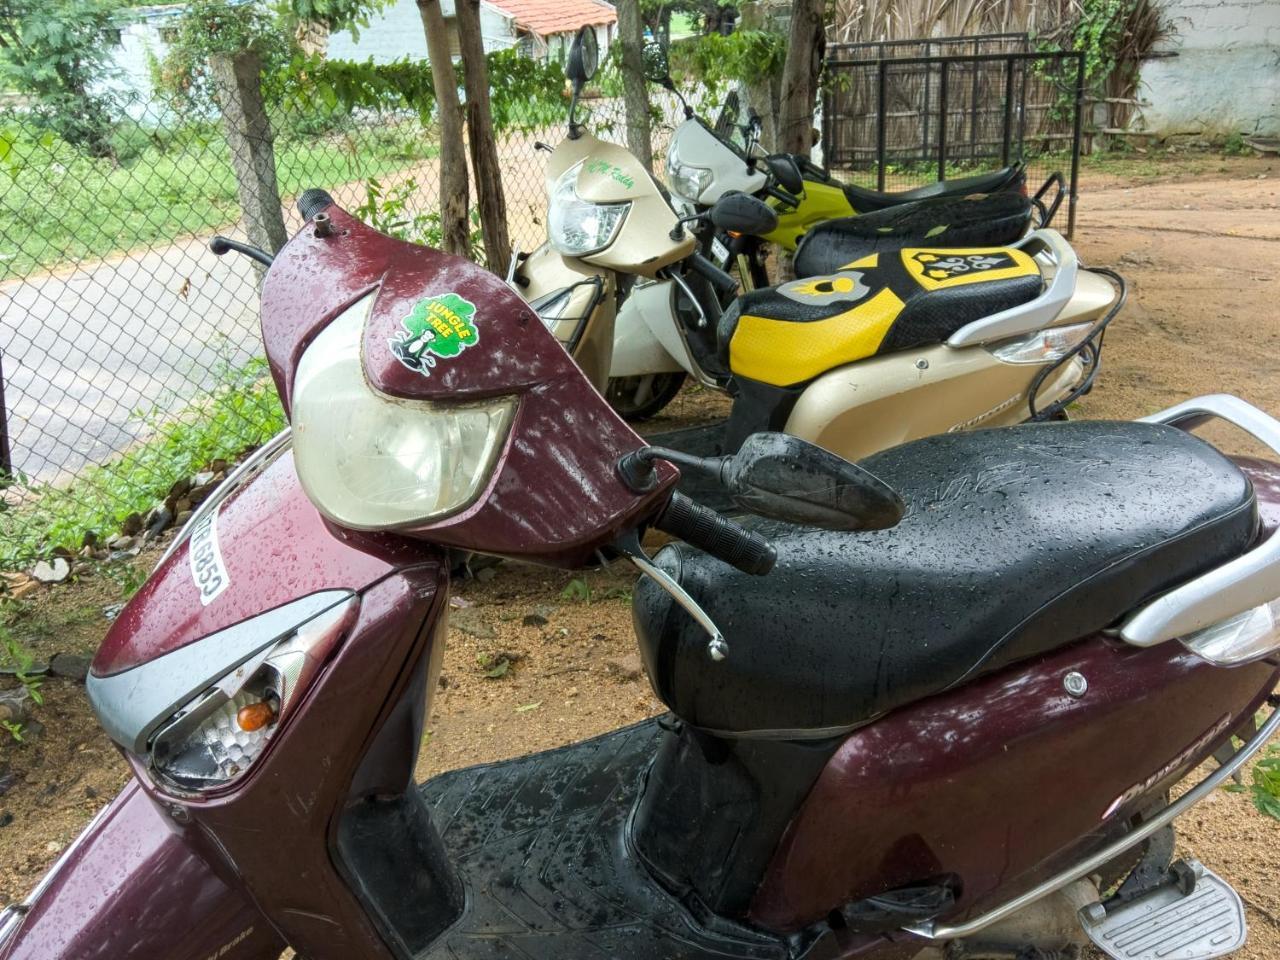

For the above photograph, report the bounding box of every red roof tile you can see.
[488,0,616,38]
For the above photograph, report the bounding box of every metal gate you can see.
[822,36,1086,236]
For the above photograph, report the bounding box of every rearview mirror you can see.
[724,433,903,531]
[766,155,804,195]
[709,192,779,237]
[642,41,671,86]
[567,26,599,85]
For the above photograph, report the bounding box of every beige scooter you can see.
[509,26,1123,465]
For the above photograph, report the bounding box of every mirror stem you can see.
[618,446,728,493]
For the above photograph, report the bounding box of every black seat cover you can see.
[842,164,1024,213]
[633,422,1257,738]
[793,192,1033,279]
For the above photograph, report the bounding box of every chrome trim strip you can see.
[155,428,293,571]
[0,799,115,945]
[1123,395,1280,646]
[905,703,1280,941]
[946,229,1079,348]
[86,590,354,754]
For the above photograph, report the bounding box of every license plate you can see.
[711,236,731,267]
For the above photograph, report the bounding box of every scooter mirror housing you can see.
[724,433,904,532]
[567,26,598,85]
[766,155,804,195]
[642,41,673,87]
[709,192,779,237]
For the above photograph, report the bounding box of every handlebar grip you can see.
[297,188,335,223]
[688,252,739,299]
[654,492,777,576]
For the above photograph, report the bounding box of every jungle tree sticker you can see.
[390,292,480,375]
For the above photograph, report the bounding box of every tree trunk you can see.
[455,0,510,275]
[777,0,825,157]
[209,51,288,261]
[739,1,785,150]
[416,0,471,257]
[616,0,653,173]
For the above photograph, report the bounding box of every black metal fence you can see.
[821,37,1086,236]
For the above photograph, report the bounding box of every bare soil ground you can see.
[2,151,1278,956]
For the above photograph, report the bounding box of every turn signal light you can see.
[236,701,276,732]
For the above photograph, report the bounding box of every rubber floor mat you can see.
[418,719,785,959]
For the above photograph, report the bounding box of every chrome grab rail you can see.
[906,703,1280,941]
[945,228,1079,348]
[1122,395,1280,646]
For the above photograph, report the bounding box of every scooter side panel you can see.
[92,448,423,676]
[0,782,283,960]
[612,281,689,378]
[749,636,1279,932]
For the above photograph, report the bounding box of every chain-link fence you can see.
[0,58,715,567]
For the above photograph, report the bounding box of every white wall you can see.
[327,0,518,63]
[1137,0,1280,136]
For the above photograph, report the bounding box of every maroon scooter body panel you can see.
[749,636,1279,933]
[261,207,676,567]
[0,781,284,960]
[91,447,427,676]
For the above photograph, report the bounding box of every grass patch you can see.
[0,117,438,280]
[0,357,285,569]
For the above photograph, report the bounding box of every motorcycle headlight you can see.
[986,321,1097,364]
[666,143,713,203]
[292,293,516,530]
[149,599,356,793]
[548,161,630,257]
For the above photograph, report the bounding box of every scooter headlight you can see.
[148,600,356,793]
[986,321,1097,364]
[548,161,630,257]
[666,142,712,203]
[291,293,515,530]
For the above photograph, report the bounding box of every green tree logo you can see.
[390,293,480,374]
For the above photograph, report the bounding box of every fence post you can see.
[210,51,288,258]
[1001,56,1015,167]
[1067,52,1085,239]
[876,58,888,191]
[0,350,11,486]
[937,59,948,182]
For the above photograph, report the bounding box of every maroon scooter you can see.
[3,192,1279,960]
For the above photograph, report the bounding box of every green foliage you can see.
[1249,745,1280,821]
[485,49,566,131]
[0,613,44,742]
[353,176,484,260]
[560,577,592,603]
[150,0,296,112]
[1222,132,1249,156]
[1060,0,1135,91]
[0,115,435,279]
[0,0,124,156]
[0,358,286,569]
[279,0,388,36]
[670,30,786,95]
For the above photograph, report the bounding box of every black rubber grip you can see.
[688,252,739,298]
[655,492,776,576]
[297,188,335,222]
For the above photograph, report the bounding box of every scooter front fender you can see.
[0,780,283,960]
[612,280,691,378]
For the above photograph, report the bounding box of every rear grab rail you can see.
[1122,394,1280,647]
[945,228,1079,349]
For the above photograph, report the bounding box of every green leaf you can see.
[925,224,950,238]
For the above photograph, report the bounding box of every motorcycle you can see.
[511,32,1118,459]
[3,168,1280,960]
[652,54,1066,290]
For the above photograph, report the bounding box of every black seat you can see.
[633,422,1258,738]
[720,244,1043,388]
[842,164,1024,213]
[793,191,1034,279]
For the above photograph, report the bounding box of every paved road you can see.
[1,234,262,481]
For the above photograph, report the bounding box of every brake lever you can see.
[614,529,729,662]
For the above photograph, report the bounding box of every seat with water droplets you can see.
[632,421,1258,738]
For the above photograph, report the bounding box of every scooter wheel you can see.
[606,373,687,421]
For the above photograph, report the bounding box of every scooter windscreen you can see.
[260,204,676,567]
